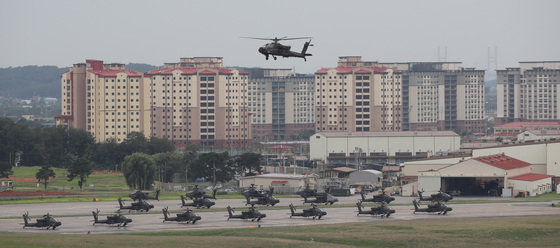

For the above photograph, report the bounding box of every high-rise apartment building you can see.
[56,60,150,143]
[145,57,251,149]
[247,69,315,141]
[314,57,402,133]
[496,61,560,124]
[380,62,486,133]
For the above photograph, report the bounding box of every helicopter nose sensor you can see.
[258,47,266,55]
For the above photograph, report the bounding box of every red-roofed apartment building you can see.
[57,58,252,149]
[57,60,150,143]
[314,56,403,133]
[418,154,553,197]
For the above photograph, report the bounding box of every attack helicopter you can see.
[417,190,453,202]
[22,212,62,230]
[242,184,280,206]
[162,206,201,224]
[226,205,266,222]
[242,36,313,61]
[412,199,452,215]
[289,203,327,220]
[186,185,217,200]
[129,189,160,201]
[360,190,395,204]
[91,209,132,227]
[356,201,395,218]
[297,184,338,205]
[117,198,154,212]
[180,195,215,209]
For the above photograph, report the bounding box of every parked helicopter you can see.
[289,203,327,219]
[417,190,453,202]
[22,212,62,230]
[356,201,395,218]
[412,199,452,215]
[297,185,338,205]
[360,190,395,204]
[162,206,201,224]
[242,184,279,206]
[129,190,160,201]
[91,209,132,227]
[226,206,266,222]
[186,185,217,200]
[180,195,215,209]
[117,198,154,212]
[242,36,313,61]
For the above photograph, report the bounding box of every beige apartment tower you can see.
[146,57,251,149]
[56,60,150,143]
[314,56,402,133]
[496,61,560,124]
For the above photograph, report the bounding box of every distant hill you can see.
[125,63,159,72]
[0,66,68,99]
[0,63,159,99]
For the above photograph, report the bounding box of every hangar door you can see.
[441,177,503,196]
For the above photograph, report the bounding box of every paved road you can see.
[0,199,559,234]
[0,195,519,218]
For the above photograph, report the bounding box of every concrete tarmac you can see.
[1,199,559,234]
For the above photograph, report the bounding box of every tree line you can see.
[0,117,262,190]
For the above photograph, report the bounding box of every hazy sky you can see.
[1,0,559,74]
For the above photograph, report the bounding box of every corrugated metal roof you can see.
[473,154,531,170]
[509,173,553,181]
[317,131,458,138]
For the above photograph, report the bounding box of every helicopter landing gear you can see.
[273,56,277,60]
[265,55,269,60]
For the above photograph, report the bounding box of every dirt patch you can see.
[2,176,37,182]
[0,190,84,197]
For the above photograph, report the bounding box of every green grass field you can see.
[1,216,559,248]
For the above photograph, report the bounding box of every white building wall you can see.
[547,142,560,176]
[310,133,461,162]
[508,178,552,196]
[472,144,547,167]
[418,176,441,194]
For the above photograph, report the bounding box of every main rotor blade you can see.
[280,37,313,41]
[240,37,274,41]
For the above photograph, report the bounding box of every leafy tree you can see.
[299,129,316,140]
[0,161,13,178]
[67,157,93,191]
[152,152,183,183]
[122,153,156,190]
[148,137,175,154]
[190,152,234,185]
[235,152,262,176]
[36,166,55,191]
[181,144,199,183]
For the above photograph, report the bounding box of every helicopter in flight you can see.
[91,209,132,227]
[242,36,313,61]
[22,212,62,230]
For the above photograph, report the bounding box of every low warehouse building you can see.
[239,173,316,194]
[418,154,553,197]
[348,170,382,187]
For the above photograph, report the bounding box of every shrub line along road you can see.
[0,195,559,234]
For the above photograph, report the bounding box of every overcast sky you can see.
[1,0,559,74]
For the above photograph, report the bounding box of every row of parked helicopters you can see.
[21,186,454,229]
